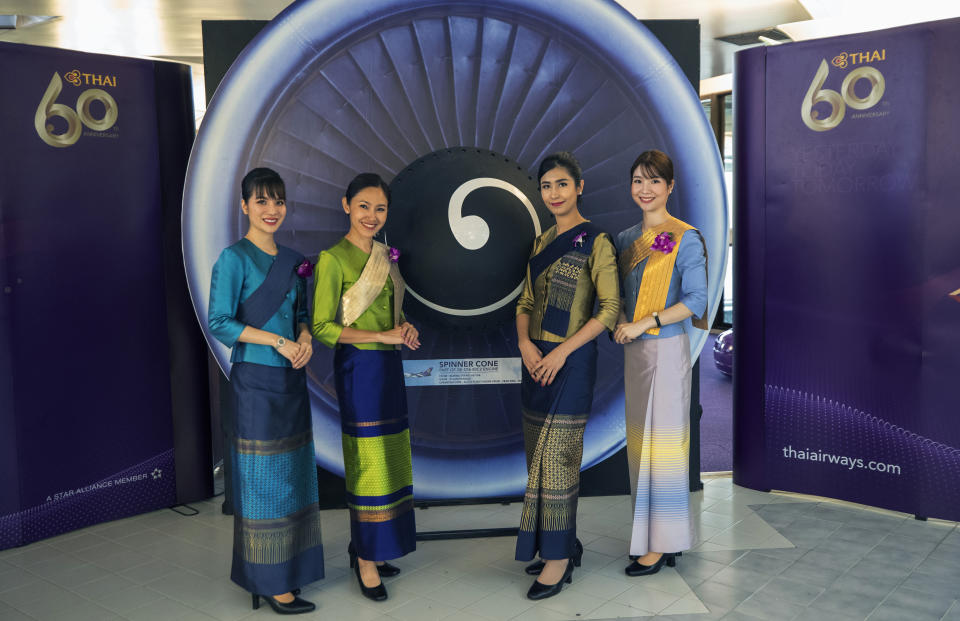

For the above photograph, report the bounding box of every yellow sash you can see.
[337,242,405,328]
[618,216,708,335]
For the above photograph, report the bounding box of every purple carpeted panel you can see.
[700,333,733,471]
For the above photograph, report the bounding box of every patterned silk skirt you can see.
[516,339,597,562]
[624,333,694,556]
[334,346,416,561]
[228,362,325,595]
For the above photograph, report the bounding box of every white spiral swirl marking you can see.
[403,177,541,316]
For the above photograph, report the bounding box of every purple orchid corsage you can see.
[388,246,401,263]
[573,231,587,248]
[296,259,314,278]
[651,232,676,254]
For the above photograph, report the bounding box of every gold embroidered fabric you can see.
[618,217,708,334]
[516,225,620,342]
[237,504,324,565]
[519,407,587,533]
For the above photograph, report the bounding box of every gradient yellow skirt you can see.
[625,333,694,556]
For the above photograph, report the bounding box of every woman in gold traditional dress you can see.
[514,151,620,600]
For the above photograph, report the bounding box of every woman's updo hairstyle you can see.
[241,167,286,202]
[344,172,391,204]
[630,149,674,185]
[538,151,583,205]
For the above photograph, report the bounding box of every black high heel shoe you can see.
[252,593,315,615]
[376,561,401,577]
[625,552,676,577]
[525,538,582,575]
[348,541,401,577]
[349,544,388,601]
[527,559,574,600]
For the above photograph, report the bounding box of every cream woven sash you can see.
[337,242,405,328]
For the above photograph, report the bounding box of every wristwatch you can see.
[652,311,662,328]
[275,336,286,349]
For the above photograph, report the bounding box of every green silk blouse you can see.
[312,237,400,351]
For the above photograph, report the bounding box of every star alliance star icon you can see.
[151,468,162,480]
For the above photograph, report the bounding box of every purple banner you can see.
[0,43,184,548]
[734,19,960,520]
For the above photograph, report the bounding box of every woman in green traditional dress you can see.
[514,151,621,600]
[311,173,420,602]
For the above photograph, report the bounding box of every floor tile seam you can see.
[138,572,229,612]
[152,519,235,540]
[139,528,229,555]
[822,560,912,620]
[138,550,232,578]
[533,592,609,617]
[62,573,149,604]
[417,583,497,608]
[879,584,959,615]
[772,491,960,528]
[3,580,116,618]
[1,571,80,602]
[18,559,109,588]
[44,534,114,554]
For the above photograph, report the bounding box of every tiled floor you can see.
[1,475,957,620]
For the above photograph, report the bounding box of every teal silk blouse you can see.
[208,238,309,367]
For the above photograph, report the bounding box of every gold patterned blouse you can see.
[516,224,621,342]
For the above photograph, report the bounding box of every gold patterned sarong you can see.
[515,340,596,561]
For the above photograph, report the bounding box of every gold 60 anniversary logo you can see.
[34,70,119,148]
[801,48,887,132]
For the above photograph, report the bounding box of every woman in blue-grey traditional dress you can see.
[515,151,621,600]
[208,167,324,615]
[312,173,420,603]
[613,150,708,577]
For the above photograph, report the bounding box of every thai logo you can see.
[802,49,887,132]
[831,49,886,69]
[61,69,118,88]
[34,71,119,148]
[64,69,82,86]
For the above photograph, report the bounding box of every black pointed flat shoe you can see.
[252,593,315,615]
[526,559,574,600]
[625,552,676,577]
[525,539,583,575]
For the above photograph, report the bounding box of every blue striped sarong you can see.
[335,346,416,561]
[516,339,596,562]
[229,362,324,594]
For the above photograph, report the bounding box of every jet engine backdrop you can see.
[183,0,727,498]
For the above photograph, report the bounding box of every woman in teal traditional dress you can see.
[312,173,420,602]
[613,150,708,576]
[208,168,324,615]
[515,152,621,600]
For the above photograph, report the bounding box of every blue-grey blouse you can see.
[208,238,308,367]
[615,223,708,339]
